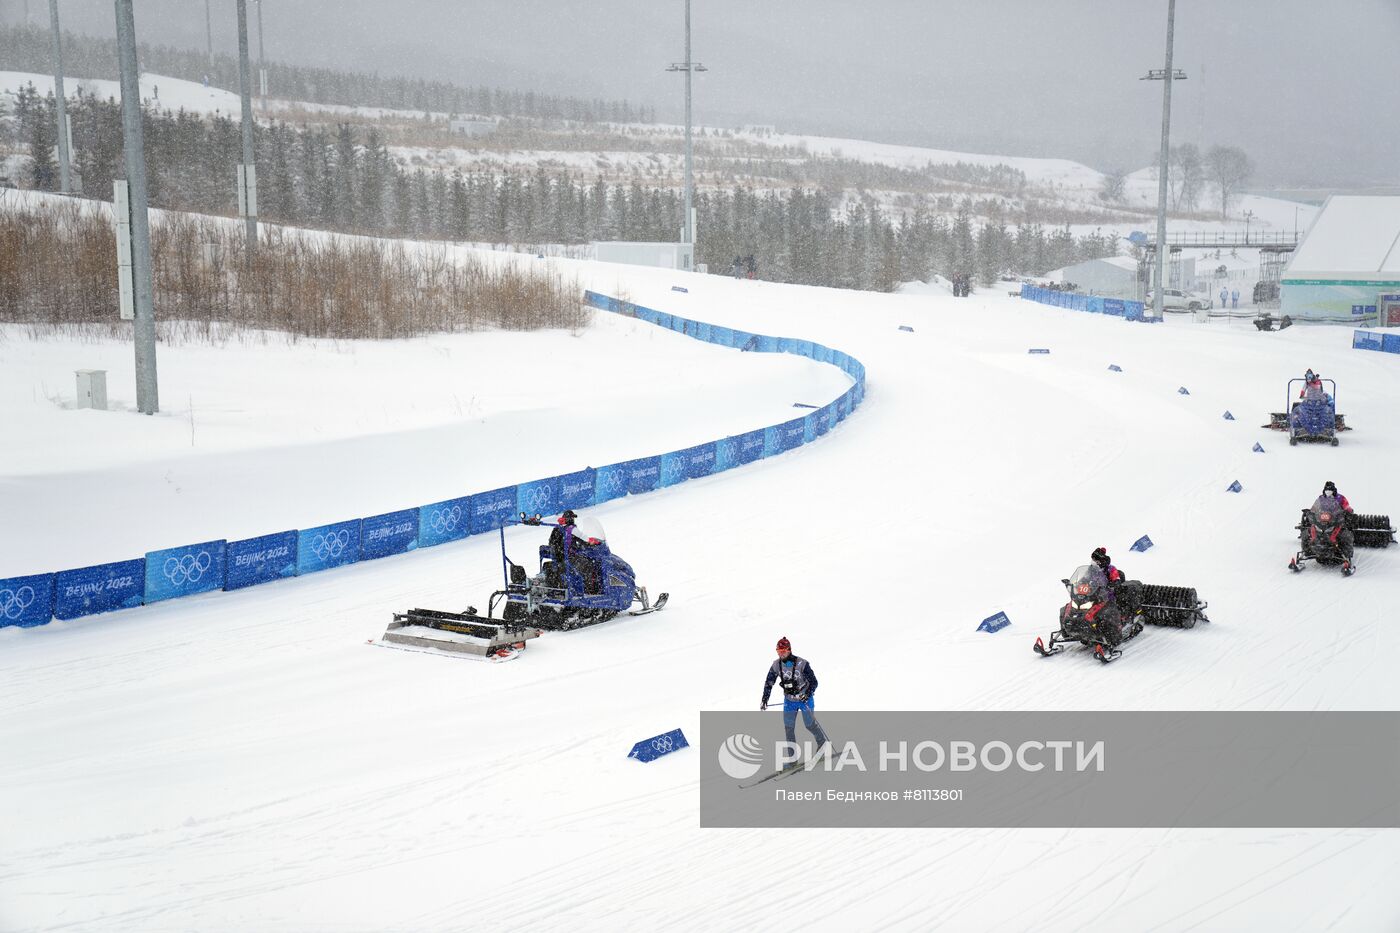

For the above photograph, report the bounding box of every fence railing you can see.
[0,291,866,630]
[1019,285,1156,322]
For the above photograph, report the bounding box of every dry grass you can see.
[0,199,588,342]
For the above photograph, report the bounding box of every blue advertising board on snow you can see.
[715,436,740,472]
[469,486,518,535]
[144,539,226,603]
[0,573,55,628]
[659,451,688,488]
[417,497,471,549]
[593,462,630,504]
[225,530,298,590]
[557,469,596,512]
[516,477,561,519]
[628,727,689,763]
[737,428,766,465]
[977,611,1011,633]
[682,443,717,479]
[361,508,419,560]
[297,519,361,575]
[625,457,662,495]
[54,558,145,620]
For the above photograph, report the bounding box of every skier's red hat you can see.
[776,637,791,651]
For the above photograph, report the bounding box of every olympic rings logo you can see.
[651,735,675,754]
[429,505,463,534]
[163,551,213,586]
[522,486,553,513]
[601,472,626,496]
[1,586,36,620]
[310,530,352,561]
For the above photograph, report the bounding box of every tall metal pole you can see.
[682,0,692,246]
[1152,0,1177,321]
[48,0,70,193]
[204,0,213,67]
[235,0,257,256]
[115,0,158,414]
[666,1,705,260]
[255,0,265,101]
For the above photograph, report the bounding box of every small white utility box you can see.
[75,369,108,410]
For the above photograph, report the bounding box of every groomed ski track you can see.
[2,262,1398,931]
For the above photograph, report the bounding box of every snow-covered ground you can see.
[3,244,1399,930]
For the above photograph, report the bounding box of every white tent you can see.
[1282,196,1400,324]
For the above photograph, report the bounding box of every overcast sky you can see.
[13,0,1400,187]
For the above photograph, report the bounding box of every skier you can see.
[1231,288,1240,309]
[731,256,743,279]
[761,637,829,751]
[745,254,757,279]
[1220,286,1228,308]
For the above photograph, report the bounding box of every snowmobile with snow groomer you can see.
[383,513,667,658]
[1288,506,1394,576]
[1264,377,1349,446]
[1033,564,1209,664]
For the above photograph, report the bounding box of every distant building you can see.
[1282,195,1400,325]
[592,241,695,272]
[1046,256,1141,298]
[449,118,496,138]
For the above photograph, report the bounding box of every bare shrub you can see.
[0,199,587,341]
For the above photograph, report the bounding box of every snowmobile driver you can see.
[1090,547,1124,584]
[1311,481,1355,570]
[761,637,829,751]
[1299,369,1327,402]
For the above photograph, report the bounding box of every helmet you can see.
[776,636,791,652]
[559,509,577,524]
[1323,481,1337,496]
[1305,369,1315,381]
[1091,547,1110,569]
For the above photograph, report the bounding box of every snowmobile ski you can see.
[1033,636,1065,657]
[629,591,669,616]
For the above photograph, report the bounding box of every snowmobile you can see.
[1288,507,1394,576]
[1033,564,1208,664]
[500,512,667,629]
[1263,378,1349,446]
[384,514,667,656]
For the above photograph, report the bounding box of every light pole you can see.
[255,0,266,101]
[235,0,257,258]
[666,0,706,264]
[115,0,159,414]
[1141,0,1185,321]
[48,0,70,193]
[204,0,213,67]
[1244,209,1254,244]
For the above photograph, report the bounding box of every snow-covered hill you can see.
[2,243,1397,929]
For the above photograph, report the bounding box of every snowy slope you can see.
[3,249,1399,930]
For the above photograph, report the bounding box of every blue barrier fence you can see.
[1019,285,1156,323]
[1353,330,1400,355]
[2,291,865,631]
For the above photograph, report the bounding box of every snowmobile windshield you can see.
[1067,565,1109,600]
[1310,501,1344,526]
[572,515,607,545]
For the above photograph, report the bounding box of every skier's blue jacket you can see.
[763,655,819,705]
